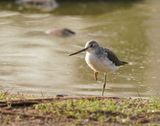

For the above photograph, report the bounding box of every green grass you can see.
[34,97,160,124]
[0,91,18,101]
[0,91,160,125]
[0,91,34,101]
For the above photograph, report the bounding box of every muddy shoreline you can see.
[0,92,160,126]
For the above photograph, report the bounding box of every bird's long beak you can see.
[69,47,88,56]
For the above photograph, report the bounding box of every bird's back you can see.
[101,47,128,66]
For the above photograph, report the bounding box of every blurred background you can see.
[0,0,159,97]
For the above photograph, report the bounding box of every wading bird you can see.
[69,40,127,96]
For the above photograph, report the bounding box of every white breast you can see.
[85,52,118,73]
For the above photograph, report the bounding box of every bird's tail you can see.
[120,61,128,65]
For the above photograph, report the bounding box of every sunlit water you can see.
[0,0,160,97]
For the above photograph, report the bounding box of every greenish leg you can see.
[102,73,107,96]
[94,71,98,81]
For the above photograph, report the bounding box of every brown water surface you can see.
[0,0,159,97]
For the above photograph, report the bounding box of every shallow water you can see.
[0,0,160,97]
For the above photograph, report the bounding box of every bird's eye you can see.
[90,44,93,47]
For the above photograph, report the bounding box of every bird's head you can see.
[69,40,100,56]
[85,40,100,53]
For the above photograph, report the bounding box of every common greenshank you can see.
[69,40,127,96]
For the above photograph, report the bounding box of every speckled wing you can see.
[103,48,127,66]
